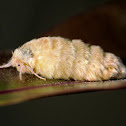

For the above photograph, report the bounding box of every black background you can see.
[1,0,126,126]
[0,0,109,49]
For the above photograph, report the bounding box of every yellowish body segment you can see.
[1,37,126,81]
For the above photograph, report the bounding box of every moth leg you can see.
[19,66,23,80]
[26,65,46,80]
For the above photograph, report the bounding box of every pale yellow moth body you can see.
[1,37,126,81]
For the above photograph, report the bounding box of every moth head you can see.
[0,49,46,80]
[11,49,28,72]
[0,49,30,80]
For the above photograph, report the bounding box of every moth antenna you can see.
[26,65,46,80]
[0,60,12,68]
[11,51,14,55]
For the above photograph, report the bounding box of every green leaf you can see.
[0,51,126,106]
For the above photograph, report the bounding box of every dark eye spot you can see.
[18,64,20,66]
[21,47,34,58]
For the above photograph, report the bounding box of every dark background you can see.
[1,0,126,126]
[0,0,109,49]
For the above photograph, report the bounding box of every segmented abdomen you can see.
[31,37,126,81]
